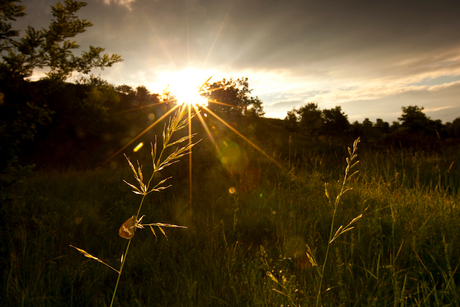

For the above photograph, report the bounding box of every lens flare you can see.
[133,142,144,152]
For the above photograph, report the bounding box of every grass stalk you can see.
[111,104,196,305]
[316,137,361,307]
[69,104,198,306]
[109,238,133,307]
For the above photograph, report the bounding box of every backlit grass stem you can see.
[109,104,197,306]
[316,137,361,307]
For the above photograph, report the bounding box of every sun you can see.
[151,68,213,106]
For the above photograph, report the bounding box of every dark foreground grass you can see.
[1,134,460,306]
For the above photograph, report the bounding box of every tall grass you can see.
[1,121,460,305]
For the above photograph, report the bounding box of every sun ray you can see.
[201,2,234,69]
[202,106,286,172]
[207,99,245,111]
[188,103,193,221]
[185,0,190,65]
[145,19,178,69]
[199,76,213,91]
[206,86,227,93]
[194,108,221,155]
[100,104,181,167]
[110,101,170,116]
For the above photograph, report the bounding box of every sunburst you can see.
[102,69,288,221]
[153,69,212,107]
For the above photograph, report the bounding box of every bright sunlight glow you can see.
[174,82,208,107]
[150,68,213,106]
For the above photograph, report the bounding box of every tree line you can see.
[283,102,460,142]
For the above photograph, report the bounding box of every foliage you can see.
[0,0,122,172]
[285,102,460,147]
[0,79,54,171]
[399,105,431,133]
[0,0,122,81]
[445,118,460,138]
[284,108,299,132]
[297,102,323,135]
[204,77,265,117]
[375,118,390,132]
[245,96,265,117]
[284,103,350,136]
[135,85,150,102]
[116,84,135,96]
[362,118,373,127]
[322,106,350,133]
[0,0,26,52]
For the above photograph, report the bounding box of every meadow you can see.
[1,110,460,306]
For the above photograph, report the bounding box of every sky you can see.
[15,0,460,123]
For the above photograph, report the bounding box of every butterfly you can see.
[119,215,137,239]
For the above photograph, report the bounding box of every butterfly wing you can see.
[119,215,137,239]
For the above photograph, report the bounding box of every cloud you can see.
[102,0,136,10]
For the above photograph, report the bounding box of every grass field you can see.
[1,111,460,306]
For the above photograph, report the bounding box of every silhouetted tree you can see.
[398,105,431,133]
[390,121,401,132]
[322,106,350,134]
[284,108,298,132]
[350,120,363,139]
[445,118,460,138]
[296,102,323,136]
[283,103,350,136]
[363,118,373,128]
[235,77,252,114]
[0,0,122,171]
[1,0,122,81]
[452,118,460,138]
[206,78,238,113]
[116,84,135,96]
[375,118,390,133]
[78,75,119,121]
[205,77,264,116]
[133,85,152,107]
[0,0,26,52]
[245,96,265,117]
[430,119,444,137]
[135,85,150,99]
